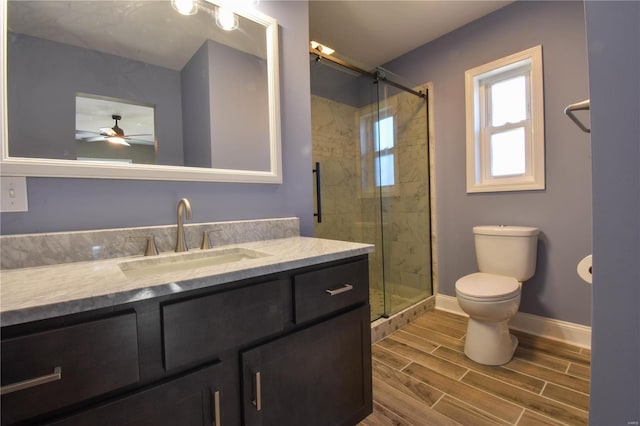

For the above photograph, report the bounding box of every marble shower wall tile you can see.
[1,217,300,270]
[311,95,363,245]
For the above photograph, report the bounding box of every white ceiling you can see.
[7,0,267,71]
[309,0,512,69]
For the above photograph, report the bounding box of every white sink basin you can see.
[119,247,270,278]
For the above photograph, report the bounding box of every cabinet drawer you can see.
[162,279,285,371]
[293,259,369,324]
[1,312,139,425]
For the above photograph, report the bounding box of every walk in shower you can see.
[310,51,433,321]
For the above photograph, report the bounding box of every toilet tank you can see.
[473,225,540,281]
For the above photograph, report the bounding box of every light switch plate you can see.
[1,176,29,212]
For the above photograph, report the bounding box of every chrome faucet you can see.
[175,198,192,252]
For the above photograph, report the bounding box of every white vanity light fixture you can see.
[216,7,239,31]
[171,0,198,16]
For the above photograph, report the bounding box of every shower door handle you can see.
[313,162,322,223]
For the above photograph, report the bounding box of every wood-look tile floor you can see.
[360,309,591,426]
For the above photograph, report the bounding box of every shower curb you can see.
[370,296,436,343]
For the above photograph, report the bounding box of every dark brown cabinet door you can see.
[51,363,233,426]
[242,306,372,426]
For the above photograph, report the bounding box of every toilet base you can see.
[464,317,518,365]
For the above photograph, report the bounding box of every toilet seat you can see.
[456,272,520,302]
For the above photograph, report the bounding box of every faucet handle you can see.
[144,236,159,256]
[200,229,223,250]
[200,231,211,250]
[129,235,159,256]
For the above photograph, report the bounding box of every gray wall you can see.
[309,58,366,107]
[385,1,593,326]
[181,39,270,170]
[7,33,184,165]
[181,41,213,168]
[0,2,314,237]
[585,2,640,424]
[209,41,270,172]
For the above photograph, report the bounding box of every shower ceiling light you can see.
[310,41,335,55]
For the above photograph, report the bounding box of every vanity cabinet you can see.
[0,256,371,425]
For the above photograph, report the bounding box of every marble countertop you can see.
[0,237,374,326]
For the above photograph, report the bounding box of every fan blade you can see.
[126,138,155,146]
[84,136,107,142]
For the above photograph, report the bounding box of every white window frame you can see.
[465,45,545,193]
[359,102,398,195]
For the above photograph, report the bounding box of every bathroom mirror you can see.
[0,0,281,183]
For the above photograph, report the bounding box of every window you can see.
[360,105,397,193]
[465,46,544,192]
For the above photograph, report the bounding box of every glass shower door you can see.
[374,74,432,315]
[310,57,432,320]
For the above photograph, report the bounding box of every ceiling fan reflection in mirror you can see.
[75,114,154,147]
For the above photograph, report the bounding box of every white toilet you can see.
[455,225,539,365]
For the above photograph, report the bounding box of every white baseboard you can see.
[435,294,591,349]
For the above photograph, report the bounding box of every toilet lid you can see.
[455,272,520,301]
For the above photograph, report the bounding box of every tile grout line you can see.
[539,380,549,396]
[372,351,414,373]
[513,406,527,426]
[438,391,520,425]
[370,398,418,426]
[464,368,591,418]
[457,368,471,383]
[430,392,447,408]
[501,358,590,390]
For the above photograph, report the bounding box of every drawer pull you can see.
[252,371,262,412]
[0,366,62,395]
[212,390,221,426]
[325,284,354,296]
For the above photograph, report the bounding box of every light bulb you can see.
[171,0,198,16]
[216,7,238,31]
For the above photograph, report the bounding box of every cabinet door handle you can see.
[0,366,62,396]
[212,390,221,426]
[251,371,262,412]
[325,284,354,296]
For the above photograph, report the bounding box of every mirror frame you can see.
[0,0,282,183]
